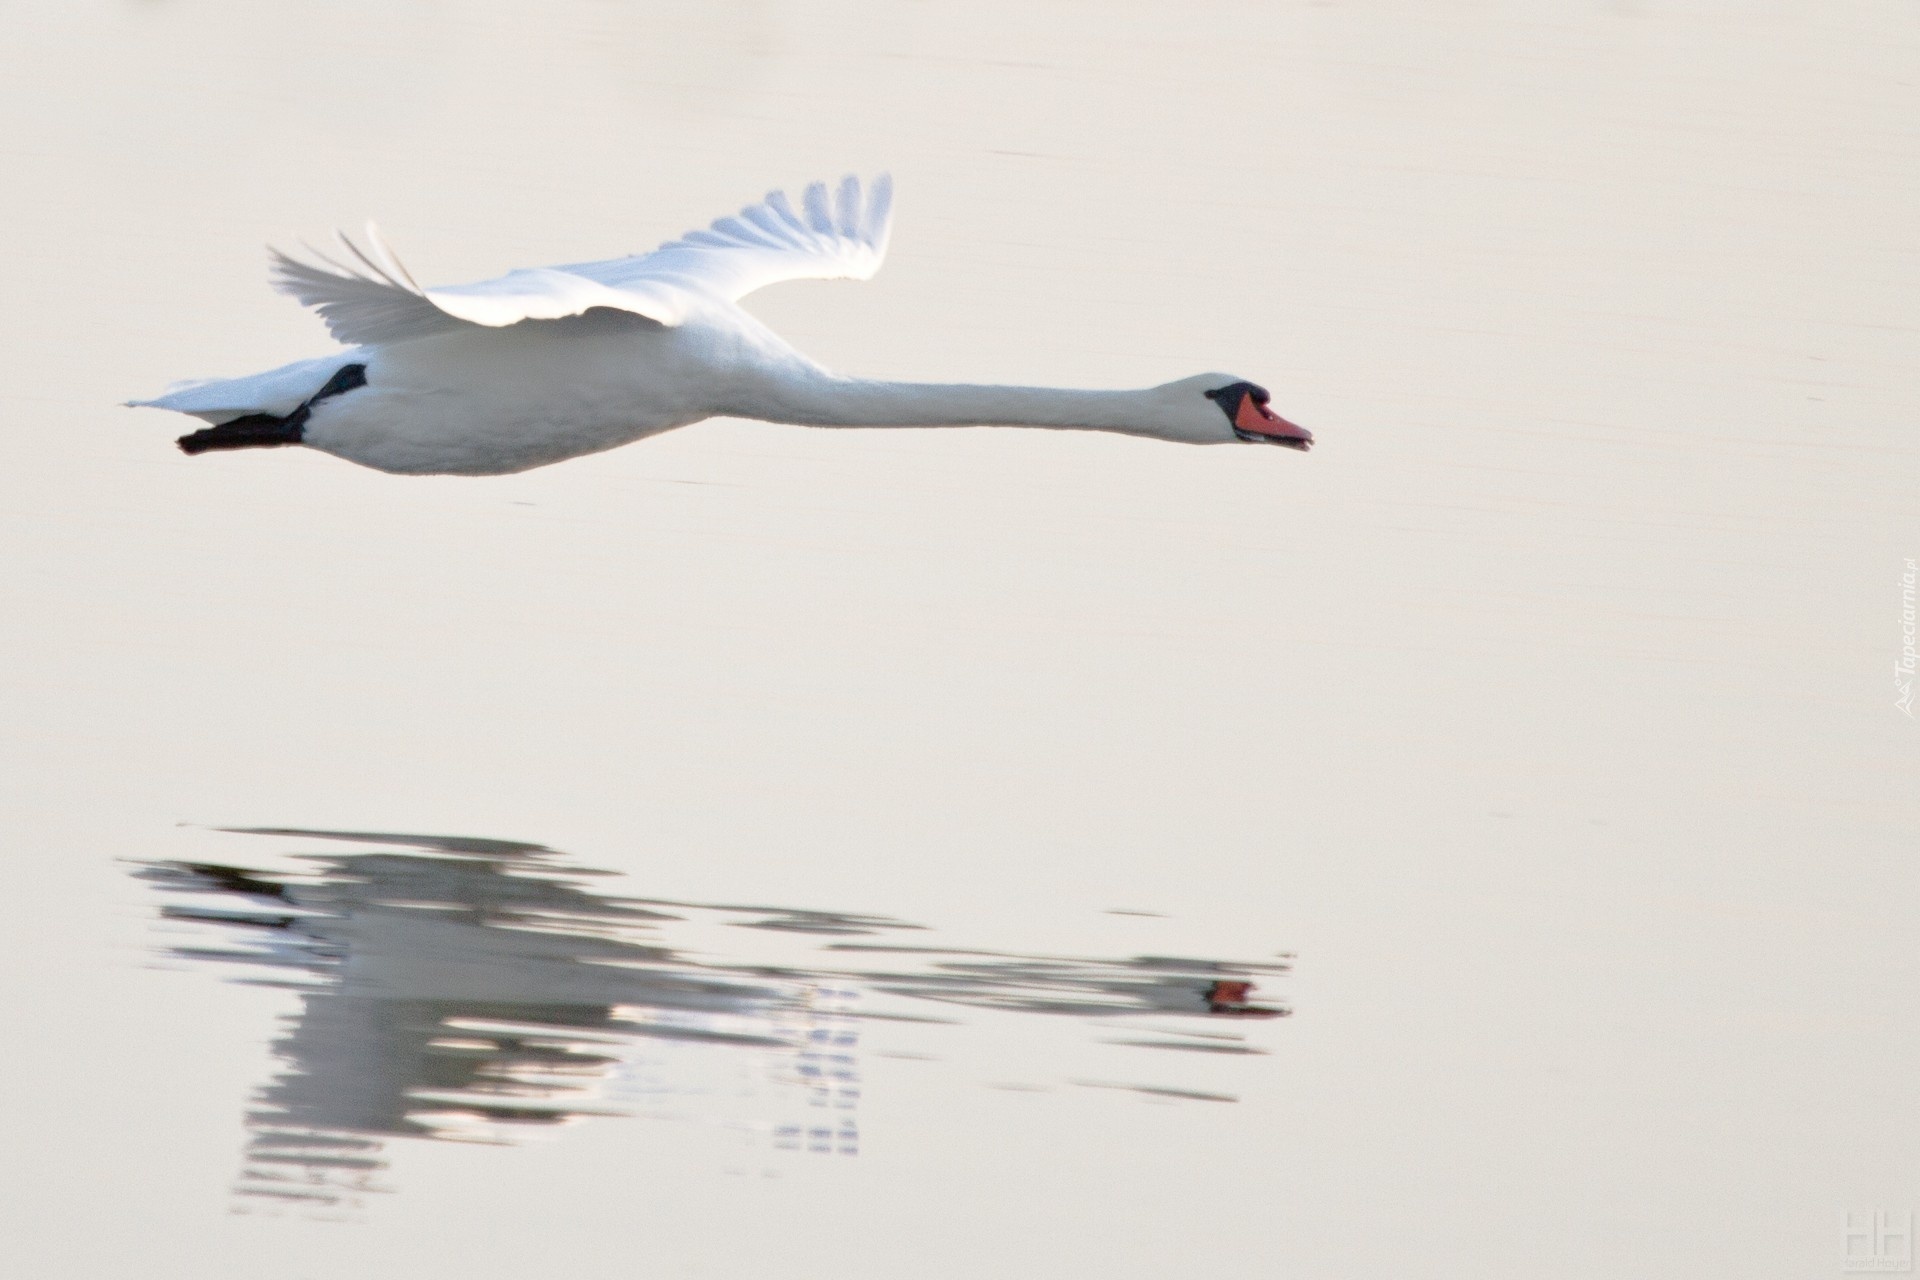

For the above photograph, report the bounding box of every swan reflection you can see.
[135,828,1287,1210]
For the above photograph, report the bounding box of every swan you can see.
[130,175,1312,476]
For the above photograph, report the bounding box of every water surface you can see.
[137,828,1287,1210]
[1,2,1914,1277]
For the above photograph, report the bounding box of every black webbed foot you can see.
[178,414,306,455]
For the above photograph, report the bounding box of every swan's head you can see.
[1158,374,1312,450]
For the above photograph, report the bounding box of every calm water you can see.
[137,827,1287,1211]
[2,2,1915,1277]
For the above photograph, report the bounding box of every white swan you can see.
[131,175,1312,476]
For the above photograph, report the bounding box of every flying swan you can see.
[130,175,1312,476]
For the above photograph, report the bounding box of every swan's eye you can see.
[1204,381,1271,410]
[1203,381,1259,417]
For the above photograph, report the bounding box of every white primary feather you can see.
[270,174,895,347]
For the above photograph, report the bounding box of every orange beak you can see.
[1234,396,1313,450]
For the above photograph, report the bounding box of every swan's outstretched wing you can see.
[270,175,893,346]
[562,174,893,305]
[269,229,690,345]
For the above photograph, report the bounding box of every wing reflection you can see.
[135,828,1287,1211]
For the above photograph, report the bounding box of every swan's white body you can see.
[132,176,1312,475]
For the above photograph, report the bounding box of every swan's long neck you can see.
[745,371,1172,441]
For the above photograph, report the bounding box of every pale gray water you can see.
[1,2,1915,1277]
[135,827,1287,1209]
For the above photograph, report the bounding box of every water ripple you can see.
[134,828,1288,1211]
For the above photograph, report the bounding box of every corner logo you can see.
[1845,1210,1914,1274]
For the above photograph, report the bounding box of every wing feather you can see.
[802,183,836,236]
[834,175,861,236]
[269,247,465,346]
[335,229,405,290]
[269,174,893,346]
[362,222,427,294]
[566,173,895,302]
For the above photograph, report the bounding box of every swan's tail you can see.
[157,362,367,455]
[127,352,366,425]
